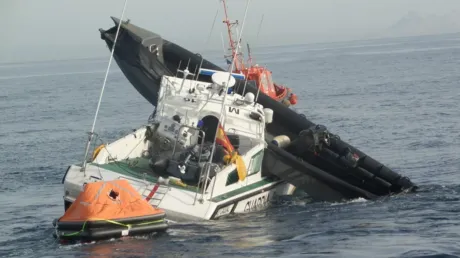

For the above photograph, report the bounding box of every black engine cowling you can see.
[299,124,331,154]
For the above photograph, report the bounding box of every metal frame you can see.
[169,124,214,204]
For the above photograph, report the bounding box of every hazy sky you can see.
[1,0,460,62]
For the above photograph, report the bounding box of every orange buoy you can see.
[289,93,298,105]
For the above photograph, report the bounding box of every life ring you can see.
[92,144,105,161]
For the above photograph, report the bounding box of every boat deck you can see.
[91,157,200,192]
[94,157,155,181]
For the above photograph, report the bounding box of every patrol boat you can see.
[61,66,295,221]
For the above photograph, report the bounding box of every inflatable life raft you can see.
[98,17,417,202]
[53,179,168,242]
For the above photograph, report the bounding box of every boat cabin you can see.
[147,68,273,188]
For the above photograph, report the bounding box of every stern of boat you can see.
[61,164,89,211]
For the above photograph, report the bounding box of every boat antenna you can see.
[175,60,182,77]
[195,7,220,81]
[241,13,264,97]
[253,63,265,106]
[177,59,195,93]
[220,32,226,59]
[241,70,250,97]
[207,9,220,45]
[247,13,264,66]
[80,0,129,173]
[206,0,251,170]
[221,0,245,72]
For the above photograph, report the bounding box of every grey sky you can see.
[1,0,460,62]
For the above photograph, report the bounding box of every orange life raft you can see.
[53,179,168,242]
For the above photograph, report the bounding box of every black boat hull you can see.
[99,17,417,202]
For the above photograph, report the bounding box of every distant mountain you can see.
[380,11,460,38]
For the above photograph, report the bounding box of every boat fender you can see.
[281,98,291,107]
[263,108,273,124]
[289,93,298,105]
[92,144,105,161]
[271,135,291,148]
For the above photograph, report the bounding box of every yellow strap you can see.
[235,155,247,181]
[92,144,105,161]
[223,152,247,181]
[59,217,165,237]
[169,178,187,187]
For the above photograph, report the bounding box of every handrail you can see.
[227,126,262,138]
[169,124,211,204]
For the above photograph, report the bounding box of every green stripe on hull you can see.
[90,158,279,202]
[211,178,278,202]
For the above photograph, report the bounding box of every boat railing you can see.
[227,125,263,139]
[117,175,149,187]
[169,124,211,204]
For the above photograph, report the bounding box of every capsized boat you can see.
[53,179,168,242]
[98,17,417,202]
[220,0,297,107]
[61,68,295,221]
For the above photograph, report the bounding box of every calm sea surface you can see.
[1,33,459,257]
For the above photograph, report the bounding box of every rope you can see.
[59,218,165,237]
[81,0,129,173]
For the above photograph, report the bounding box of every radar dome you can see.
[211,72,236,88]
[244,92,255,103]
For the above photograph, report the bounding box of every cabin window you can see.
[226,168,239,186]
[225,150,264,185]
[248,150,264,176]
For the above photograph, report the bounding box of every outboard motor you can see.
[299,124,331,155]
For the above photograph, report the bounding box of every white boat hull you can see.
[62,164,295,222]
